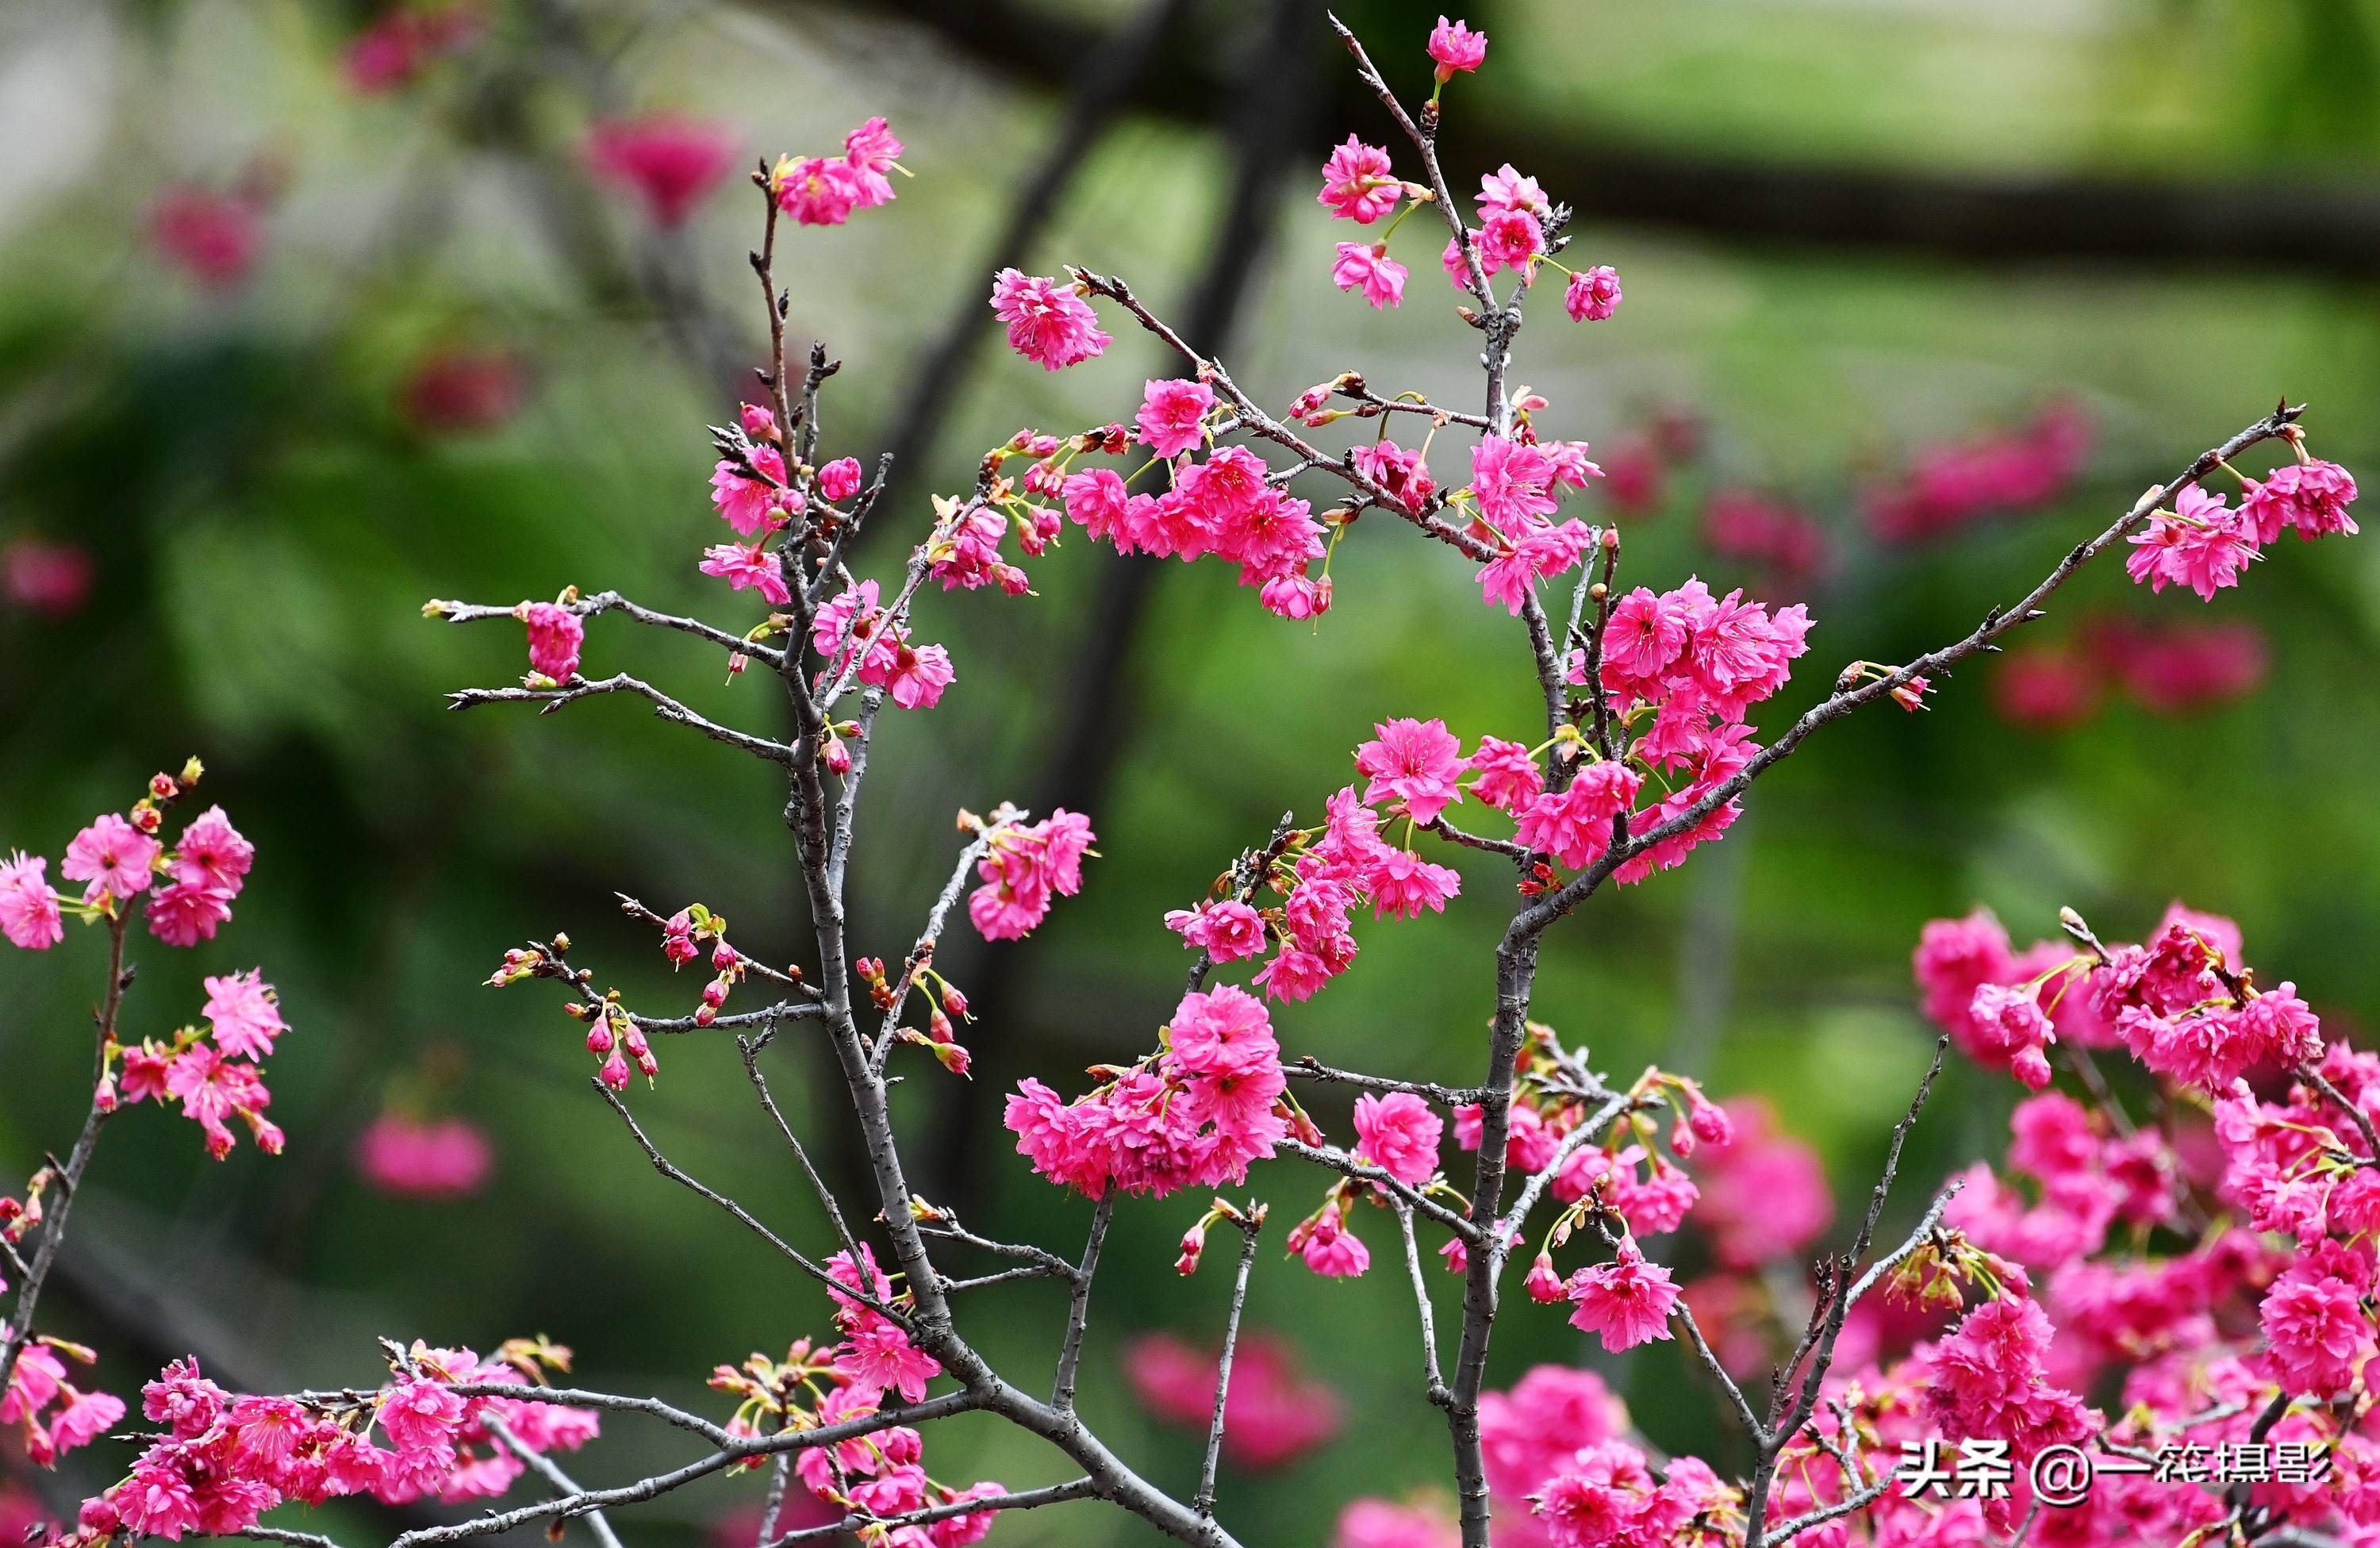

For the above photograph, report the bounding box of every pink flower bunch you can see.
[2244,456,2359,543]
[1862,401,2094,543]
[715,1335,1000,1547]
[773,118,904,227]
[1060,444,1330,620]
[1123,1332,1342,1466]
[2126,454,2360,602]
[1377,576,1805,889]
[9,787,256,953]
[1870,899,2380,1544]
[1468,1366,1668,1548]
[58,1347,595,1543]
[112,971,290,1160]
[2124,482,2262,601]
[988,269,1110,371]
[1194,775,1458,1005]
[344,3,480,94]
[710,441,798,538]
[967,809,1095,942]
[1944,1093,2177,1276]
[354,1113,495,1200]
[812,580,958,711]
[1004,985,1288,1198]
[2,1337,124,1467]
[821,1246,944,1404]
[1922,901,2324,1095]
[585,115,739,227]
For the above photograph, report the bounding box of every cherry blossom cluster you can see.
[2125,444,2357,601]
[1164,770,1461,1004]
[51,1342,596,1546]
[712,1335,1000,1548]
[965,809,1096,942]
[1917,901,2322,1092]
[774,118,905,229]
[2,770,287,1158]
[1005,985,1290,1199]
[2,1334,122,1469]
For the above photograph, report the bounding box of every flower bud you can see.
[941,985,969,1019]
[1687,1094,1733,1147]
[599,1053,631,1089]
[1524,1253,1566,1304]
[585,1023,616,1056]
[1176,1224,1207,1277]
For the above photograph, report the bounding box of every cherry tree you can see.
[2,13,2370,1548]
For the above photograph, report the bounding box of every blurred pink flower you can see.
[355,1113,495,1199]
[586,116,740,228]
[1691,1098,1833,1270]
[2,539,94,618]
[148,187,267,290]
[344,4,483,94]
[400,346,529,433]
[1123,1331,1340,1467]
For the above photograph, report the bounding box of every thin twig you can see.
[1193,1222,1263,1519]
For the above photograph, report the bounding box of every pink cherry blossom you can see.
[2125,483,2259,601]
[62,814,159,905]
[1164,898,1268,962]
[1352,1092,1442,1185]
[1136,378,1215,459]
[171,807,253,895]
[1331,243,1407,309]
[697,543,790,605]
[1565,1241,1679,1351]
[1426,16,1488,79]
[202,970,287,1061]
[711,444,792,536]
[0,852,63,950]
[1563,265,1622,321]
[1355,717,1467,824]
[989,269,1111,371]
[1318,136,1401,224]
[2243,458,2359,544]
[520,601,582,680]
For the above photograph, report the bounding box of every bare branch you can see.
[448,674,796,764]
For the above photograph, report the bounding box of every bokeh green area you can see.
[6,0,2380,1542]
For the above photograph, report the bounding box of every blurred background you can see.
[5,0,2380,1542]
